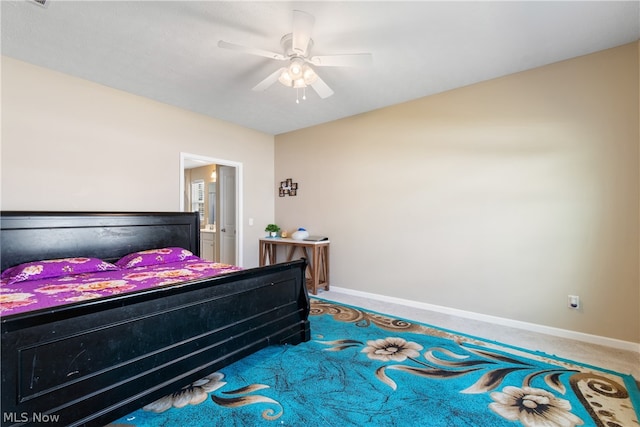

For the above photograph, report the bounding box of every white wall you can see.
[275,43,640,344]
[1,57,275,267]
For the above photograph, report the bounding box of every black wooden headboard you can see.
[0,212,200,271]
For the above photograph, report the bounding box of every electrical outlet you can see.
[568,295,580,309]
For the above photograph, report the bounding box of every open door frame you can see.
[179,152,243,266]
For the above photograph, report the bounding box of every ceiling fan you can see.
[218,10,372,102]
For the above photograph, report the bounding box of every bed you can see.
[0,211,310,427]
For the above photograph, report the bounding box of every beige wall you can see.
[2,43,638,344]
[1,57,275,267]
[275,43,640,344]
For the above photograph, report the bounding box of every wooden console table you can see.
[259,237,330,295]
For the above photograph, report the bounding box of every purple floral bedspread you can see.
[0,258,242,317]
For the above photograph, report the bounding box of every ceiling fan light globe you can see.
[293,78,306,89]
[302,64,317,85]
[290,65,302,78]
[278,70,293,87]
[288,58,305,79]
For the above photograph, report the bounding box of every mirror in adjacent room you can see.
[208,181,216,226]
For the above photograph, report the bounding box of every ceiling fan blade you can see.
[292,10,315,55]
[310,75,334,99]
[218,40,286,61]
[252,68,286,92]
[310,53,373,67]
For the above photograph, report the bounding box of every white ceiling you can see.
[2,1,639,135]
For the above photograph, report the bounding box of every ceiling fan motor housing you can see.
[280,33,313,58]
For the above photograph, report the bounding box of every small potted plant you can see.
[265,224,281,238]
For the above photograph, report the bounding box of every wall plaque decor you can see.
[279,178,298,197]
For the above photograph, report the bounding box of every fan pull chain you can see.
[295,87,308,104]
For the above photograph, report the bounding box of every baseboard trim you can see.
[329,286,640,353]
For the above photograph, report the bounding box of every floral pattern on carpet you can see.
[111,299,639,427]
[311,300,636,427]
[141,372,283,421]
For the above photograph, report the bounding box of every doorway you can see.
[179,153,243,266]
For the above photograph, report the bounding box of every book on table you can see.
[303,236,328,242]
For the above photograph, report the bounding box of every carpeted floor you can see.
[110,298,640,427]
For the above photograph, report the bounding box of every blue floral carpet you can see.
[111,298,640,427]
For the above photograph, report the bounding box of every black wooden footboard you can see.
[0,212,310,427]
[1,260,310,427]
